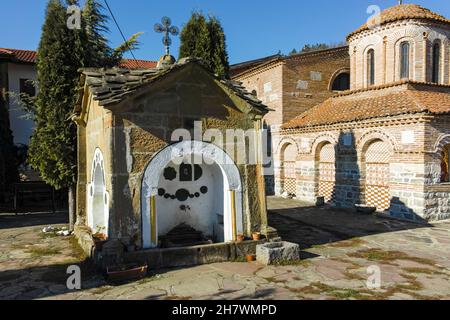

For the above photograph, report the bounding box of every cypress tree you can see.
[207,16,230,79]
[179,12,230,78]
[28,0,84,227]
[0,89,18,202]
[179,12,210,63]
[28,0,141,228]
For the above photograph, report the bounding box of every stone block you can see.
[256,241,300,265]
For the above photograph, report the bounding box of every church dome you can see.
[348,4,450,41]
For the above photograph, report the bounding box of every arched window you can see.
[331,72,350,91]
[432,42,441,84]
[441,145,449,183]
[367,49,375,86]
[400,42,410,79]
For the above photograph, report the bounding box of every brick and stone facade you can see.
[273,4,450,222]
[232,47,350,194]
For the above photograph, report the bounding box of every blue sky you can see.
[1,0,449,64]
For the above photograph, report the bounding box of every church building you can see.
[273,4,450,221]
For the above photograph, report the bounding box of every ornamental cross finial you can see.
[154,17,179,56]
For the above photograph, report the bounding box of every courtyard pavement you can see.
[1,198,450,300]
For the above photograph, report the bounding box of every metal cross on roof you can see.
[154,17,179,56]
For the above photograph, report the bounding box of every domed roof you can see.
[348,4,450,40]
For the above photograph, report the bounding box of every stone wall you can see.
[234,62,284,126]
[77,97,114,230]
[79,64,269,248]
[273,114,450,221]
[423,116,450,221]
[282,48,350,124]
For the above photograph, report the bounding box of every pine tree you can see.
[82,0,111,67]
[179,12,230,78]
[82,0,142,68]
[28,0,84,227]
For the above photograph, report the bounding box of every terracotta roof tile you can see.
[119,59,157,69]
[0,48,157,69]
[0,48,37,63]
[283,82,450,129]
[348,4,450,40]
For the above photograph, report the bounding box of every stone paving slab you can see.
[1,201,450,300]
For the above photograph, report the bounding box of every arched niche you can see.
[141,141,243,249]
[87,148,110,237]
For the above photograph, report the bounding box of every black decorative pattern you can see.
[159,187,210,202]
[180,163,193,181]
[164,167,177,181]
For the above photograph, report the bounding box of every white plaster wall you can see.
[156,160,225,240]
[7,63,36,145]
[141,141,244,249]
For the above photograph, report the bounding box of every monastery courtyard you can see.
[1,198,450,300]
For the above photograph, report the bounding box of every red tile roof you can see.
[0,48,156,69]
[283,81,450,129]
[119,59,157,69]
[0,48,37,63]
[348,4,450,40]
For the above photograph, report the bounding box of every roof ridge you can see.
[333,80,450,98]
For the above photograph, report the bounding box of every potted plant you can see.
[252,232,261,241]
[92,226,108,251]
[107,264,148,282]
[246,254,256,262]
[237,234,245,242]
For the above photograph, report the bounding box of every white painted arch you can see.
[87,148,110,236]
[141,141,244,249]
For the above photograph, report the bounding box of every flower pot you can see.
[107,264,148,282]
[236,234,245,242]
[93,233,108,251]
[93,239,108,251]
[252,232,261,241]
[246,254,256,262]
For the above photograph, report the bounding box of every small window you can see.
[367,49,375,86]
[441,145,449,183]
[400,42,410,79]
[432,42,441,84]
[20,79,35,97]
[332,72,350,91]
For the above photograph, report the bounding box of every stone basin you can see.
[256,241,300,265]
[355,204,377,215]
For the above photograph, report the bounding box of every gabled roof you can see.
[348,4,450,40]
[73,57,269,119]
[230,53,283,78]
[283,81,450,130]
[0,48,37,64]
